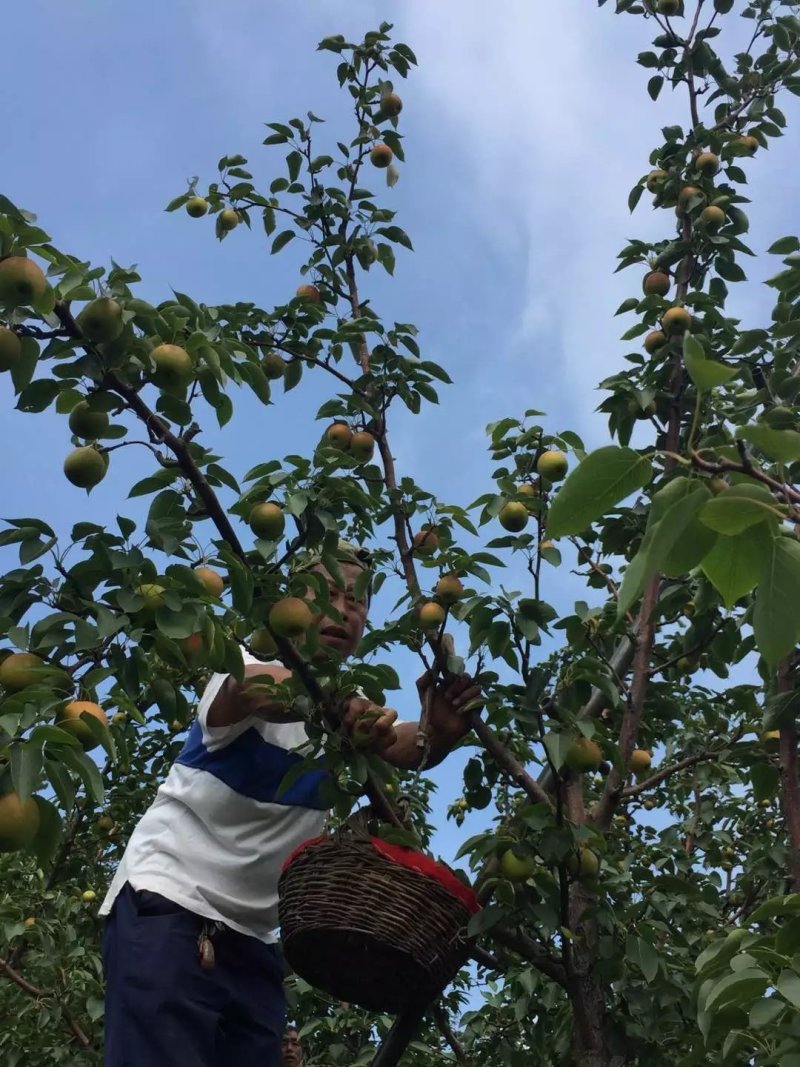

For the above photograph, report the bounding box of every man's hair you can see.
[291,540,373,603]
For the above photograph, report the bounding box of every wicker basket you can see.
[278,833,479,1013]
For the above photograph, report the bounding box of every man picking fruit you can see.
[100,543,480,1067]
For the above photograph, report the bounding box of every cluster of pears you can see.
[0,648,115,852]
[64,393,111,490]
[498,842,600,885]
[497,450,568,533]
[0,256,50,375]
[184,195,240,232]
[368,90,402,169]
[324,422,376,463]
[563,735,652,779]
[641,129,759,356]
[0,652,108,750]
[417,573,465,631]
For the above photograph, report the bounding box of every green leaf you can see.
[750,996,784,1029]
[10,336,40,395]
[628,184,644,213]
[748,894,800,923]
[638,938,660,983]
[618,483,710,615]
[701,525,765,607]
[30,796,62,867]
[15,378,63,413]
[547,447,652,538]
[10,742,43,802]
[79,710,117,761]
[777,969,800,1010]
[662,513,717,577]
[699,483,783,534]
[768,237,800,255]
[753,536,800,663]
[703,968,768,1014]
[129,469,177,498]
[284,359,302,392]
[683,333,736,390]
[286,150,303,182]
[58,745,105,804]
[271,230,295,254]
[155,606,203,640]
[737,423,800,463]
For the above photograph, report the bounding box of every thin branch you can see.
[431,1003,469,1065]
[689,448,800,509]
[593,576,661,831]
[647,618,726,677]
[621,728,742,798]
[684,775,702,856]
[0,958,92,1048]
[282,348,362,393]
[537,636,636,793]
[104,371,249,559]
[686,0,705,128]
[471,713,553,809]
[777,657,800,892]
[490,925,567,987]
[468,945,504,973]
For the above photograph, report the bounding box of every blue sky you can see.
[2,1,799,868]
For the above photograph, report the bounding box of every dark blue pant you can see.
[103,882,286,1066]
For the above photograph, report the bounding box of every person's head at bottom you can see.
[282,1026,304,1066]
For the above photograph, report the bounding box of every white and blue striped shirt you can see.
[99,656,328,943]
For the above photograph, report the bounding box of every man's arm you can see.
[206,663,297,727]
[381,720,469,769]
[340,673,480,769]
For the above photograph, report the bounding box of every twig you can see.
[0,957,92,1048]
[490,925,567,987]
[593,577,661,831]
[468,945,504,973]
[471,713,553,809]
[777,656,800,891]
[621,729,742,798]
[684,775,701,856]
[689,448,800,509]
[104,371,249,559]
[431,1003,468,1064]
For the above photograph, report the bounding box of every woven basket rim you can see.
[281,832,480,913]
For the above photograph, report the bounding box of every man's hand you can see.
[207,663,297,728]
[341,696,399,753]
[417,670,483,742]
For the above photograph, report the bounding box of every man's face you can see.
[308,561,369,659]
[282,1028,304,1066]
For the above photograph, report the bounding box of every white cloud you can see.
[394,0,673,438]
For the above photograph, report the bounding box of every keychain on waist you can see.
[197,920,225,970]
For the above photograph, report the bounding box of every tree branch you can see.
[593,576,661,831]
[490,925,567,987]
[103,372,248,559]
[621,728,742,798]
[777,657,800,892]
[537,637,636,794]
[0,957,92,1048]
[471,713,553,809]
[689,448,800,509]
[431,1003,469,1064]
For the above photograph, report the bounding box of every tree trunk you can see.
[568,883,609,1067]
